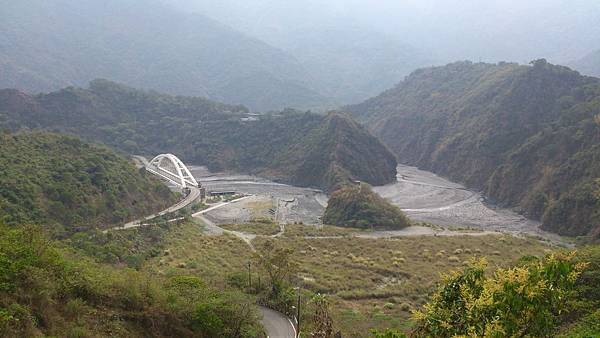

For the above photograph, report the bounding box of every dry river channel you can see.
[190,164,563,243]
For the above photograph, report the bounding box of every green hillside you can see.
[0,132,175,234]
[0,223,263,338]
[347,60,600,239]
[323,183,410,229]
[0,80,397,192]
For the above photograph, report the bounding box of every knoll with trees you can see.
[323,183,410,229]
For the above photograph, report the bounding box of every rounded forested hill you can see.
[323,183,410,229]
[0,132,175,234]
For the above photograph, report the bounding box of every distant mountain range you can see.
[347,60,600,239]
[0,0,432,111]
[0,0,335,111]
[0,79,397,192]
[572,49,600,78]
[167,0,434,105]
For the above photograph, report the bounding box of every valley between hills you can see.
[117,155,567,337]
[1,66,597,336]
[2,2,600,334]
[187,162,563,243]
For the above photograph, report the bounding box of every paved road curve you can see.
[108,186,200,231]
[259,306,296,338]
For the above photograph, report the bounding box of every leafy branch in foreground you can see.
[412,253,588,337]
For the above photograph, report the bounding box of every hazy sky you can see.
[168,0,600,64]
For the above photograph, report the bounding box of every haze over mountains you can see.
[573,49,600,78]
[0,0,330,111]
[168,0,433,104]
[3,0,600,111]
[171,0,600,66]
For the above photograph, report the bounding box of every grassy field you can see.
[284,223,358,237]
[220,220,281,236]
[144,221,255,287]
[146,220,555,337]
[253,234,552,336]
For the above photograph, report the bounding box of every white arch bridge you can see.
[108,154,202,231]
[146,154,199,189]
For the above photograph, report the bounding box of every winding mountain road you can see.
[259,306,296,338]
[108,186,200,231]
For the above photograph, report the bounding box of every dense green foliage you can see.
[323,183,410,229]
[66,218,183,270]
[412,253,587,337]
[0,132,175,234]
[0,224,263,337]
[0,0,332,111]
[408,246,600,337]
[558,246,600,337]
[0,81,397,192]
[347,60,600,238]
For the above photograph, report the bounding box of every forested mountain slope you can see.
[347,60,600,239]
[0,132,175,234]
[0,80,397,192]
[0,0,330,111]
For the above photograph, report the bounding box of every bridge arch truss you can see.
[146,154,199,188]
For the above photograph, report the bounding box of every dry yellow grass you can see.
[252,234,553,337]
[146,221,555,337]
[144,222,254,287]
[283,223,360,237]
[220,221,281,236]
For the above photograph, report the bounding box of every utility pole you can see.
[296,286,301,338]
[247,261,252,288]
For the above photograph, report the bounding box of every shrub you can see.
[413,253,587,337]
[323,183,410,229]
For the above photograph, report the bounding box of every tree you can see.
[311,294,337,338]
[412,253,588,337]
[254,239,298,294]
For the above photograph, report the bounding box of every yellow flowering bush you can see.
[412,252,587,337]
